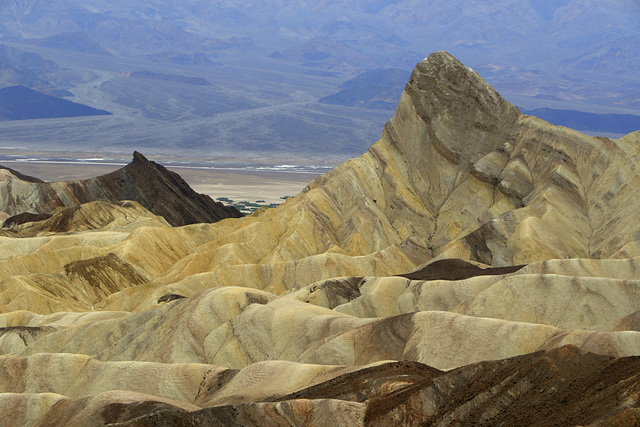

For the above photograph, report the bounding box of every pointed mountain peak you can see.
[414,50,483,83]
[392,50,521,165]
[408,50,515,117]
[422,50,459,64]
[132,151,150,164]
[96,152,243,226]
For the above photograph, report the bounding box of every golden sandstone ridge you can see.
[2,51,640,425]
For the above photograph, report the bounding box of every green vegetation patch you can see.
[216,197,289,214]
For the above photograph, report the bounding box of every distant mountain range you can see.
[1,1,638,94]
[1,1,637,71]
[0,0,638,161]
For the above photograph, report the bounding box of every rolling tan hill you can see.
[1,51,640,425]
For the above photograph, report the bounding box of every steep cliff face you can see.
[2,51,640,425]
[0,151,242,227]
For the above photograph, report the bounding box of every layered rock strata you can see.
[1,51,640,425]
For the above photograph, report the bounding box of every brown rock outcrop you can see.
[0,151,242,227]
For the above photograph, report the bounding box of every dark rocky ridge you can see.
[399,258,526,281]
[0,152,242,227]
[364,345,640,426]
[82,151,243,226]
[2,212,51,228]
[272,361,443,403]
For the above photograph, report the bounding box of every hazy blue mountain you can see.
[526,0,572,20]
[0,86,111,120]
[0,45,56,71]
[1,1,638,85]
[28,32,110,55]
[319,68,411,110]
[563,35,640,75]
[525,108,640,135]
[0,45,58,90]
[0,0,635,71]
[269,36,381,73]
[0,58,50,90]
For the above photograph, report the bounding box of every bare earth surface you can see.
[3,52,640,425]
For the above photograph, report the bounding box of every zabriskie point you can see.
[1,51,640,426]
